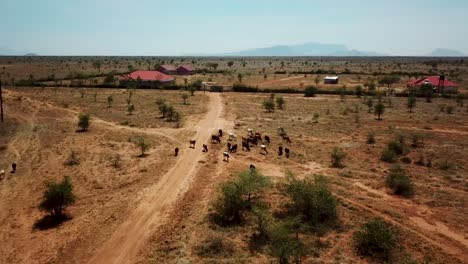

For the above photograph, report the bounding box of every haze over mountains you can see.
[1,43,466,57]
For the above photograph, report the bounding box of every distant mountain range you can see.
[218,42,468,57]
[220,42,388,57]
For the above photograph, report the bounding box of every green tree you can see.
[353,219,397,261]
[39,176,76,218]
[263,99,275,112]
[420,83,434,103]
[92,61,102,73]
[304,86,318,97]
[407,96,416,112]
[331,147,346,168]
[227,61,234,67]
[270,221,306,264]
[134,136,150,156]
[366,98,374,113]
[276,96,285,109]
[77,113,90,131]
[374,102,385,120]
[385,165,414,197]
[237,170,271,203]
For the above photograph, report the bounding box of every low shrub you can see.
[353,218,397,261]
[385,165,414,197]
[331,147,346,168]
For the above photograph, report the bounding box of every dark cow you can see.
[282,136,291,143]
[211,135,221,144]
[250,164,256,173]
[189,140,196,148]
[278,146,283,156]
[247,137,258,146]
[203,144,208,152]
[218,129,223,137]
[242,141,251,151]
[264,135,270,144]
[254,132,262,141]
[230,144,238,153]
[11,163,17,174]
[285,148,290,158]
[223,152,230,162]
[227,142,232,151]
[174,148,179,157]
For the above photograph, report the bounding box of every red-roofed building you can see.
[176,65,195,75]
[120,70,175,87]
[407,75,459,93]
[157,65,177,74]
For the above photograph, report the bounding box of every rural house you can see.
[407,75,459,93]
[157,64,177,74]
[120,70,175,87]
[324,76,339,84]
[176,65,195,75]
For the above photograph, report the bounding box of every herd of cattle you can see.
[185,128,291,162]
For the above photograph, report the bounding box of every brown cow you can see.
[189,140,196,148]
[211,135,221,144]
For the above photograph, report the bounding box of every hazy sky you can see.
[1,0,467,56]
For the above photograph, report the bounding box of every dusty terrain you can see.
[0,56,467,264]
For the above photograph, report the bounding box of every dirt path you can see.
[87,93,225,264]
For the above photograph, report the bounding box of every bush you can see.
[64,150,80,166]
[304,86,318,97]
[374,102,385,120]
[39,176,76,219]
[353,219,397,260]
[77,113,90,131]
[385,165,414,197]
[410,133,424,148]
[331,147,346,168]
[276,96,285,109]
[407,96,416,112]
[381,149,398,163]
[263,99,275,112]
[366,132,376,144]
[133,136,150,156]
[270,221,306,264]
[195,234,234,257]
[281,173,337,232]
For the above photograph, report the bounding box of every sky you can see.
[0,0,467,56]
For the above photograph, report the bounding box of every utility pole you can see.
[0,79,4,122]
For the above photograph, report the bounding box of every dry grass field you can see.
[0,57,467,264]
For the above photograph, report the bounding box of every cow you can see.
[11,163,16,174]
[174,147,179,157]
[242,141,251,151]
[189,140,196,148]
[211,135,221,144]
[260,145,268,154]
[282,136,291,143]
[264,135,270,144]
[278,146,283,156]
[247,128,254,137]
[285,148,290,158]
[254,132,262,141]
[228,133,236,141]
[250,164,256,173]
[218,129,223,137]
[203,144,208,152]
[223,152,230,162]
[247,137,258,146]
[227,142,232,152]
[230,144,238,153]
[0,170,4,180]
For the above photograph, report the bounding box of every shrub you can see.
[374,102,385,120]
[381,149,398,163]
[64,151,80,166]
[281,173,337,231]
[366,98,374,113]
[107,95,113,108]
[331,147,346,168]
[353,219,397,260]
[263,99,275,113]
[446,105,455,114]
[39,176,76,219]
[127,103,135,115]
[77,113,90,131]
[195,234,234,257]
[181,93,189,105]
[401,156,412,164]
[270,221,306,264]
[407,96,416,112]
[410,133,424,148]
[385,165,414,197]
[276,96,285,109]
[304,86,318,97]
[366,132,376,144]
[133,136,150,157]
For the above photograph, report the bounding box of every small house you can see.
[324,76,339,84]
[120,70,175,87]
[157,65,177,74]
[176,65,195,75]
[407,75,459,94]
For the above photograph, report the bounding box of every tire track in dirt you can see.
[87,93,226,264]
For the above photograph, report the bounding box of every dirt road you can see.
[88,93,226,264]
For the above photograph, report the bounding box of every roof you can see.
[407,76,458,87]
[324,76,339,80]
[158,64,177,71]
[122,71,175,82]
[177,65,195,71]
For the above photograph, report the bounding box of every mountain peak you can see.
[427,48,465,57]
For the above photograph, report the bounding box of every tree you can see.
[374,102,385,120]
[407,96,416,112]
[281,173,337,231]
[270,221,306,264]
[104,72,116,85]
[227,61,234,67]
[237,170,271,203]
[134,136,150,156]
[314,75,320,86]
[353,219,397,261]
[276,96,285,109]
[304,86,318,97]
[77,113,90,131]
[181,93,189,105]
[378,75,400,89]
[263,99,275,113]
[39,176,76,219]
[157,102,169,118]
[107,95,113,108]
[420,83,434,103]
[385,165,414,197]
[355,85,363,97]
[366,98,374,113]
[331,147,346,168]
